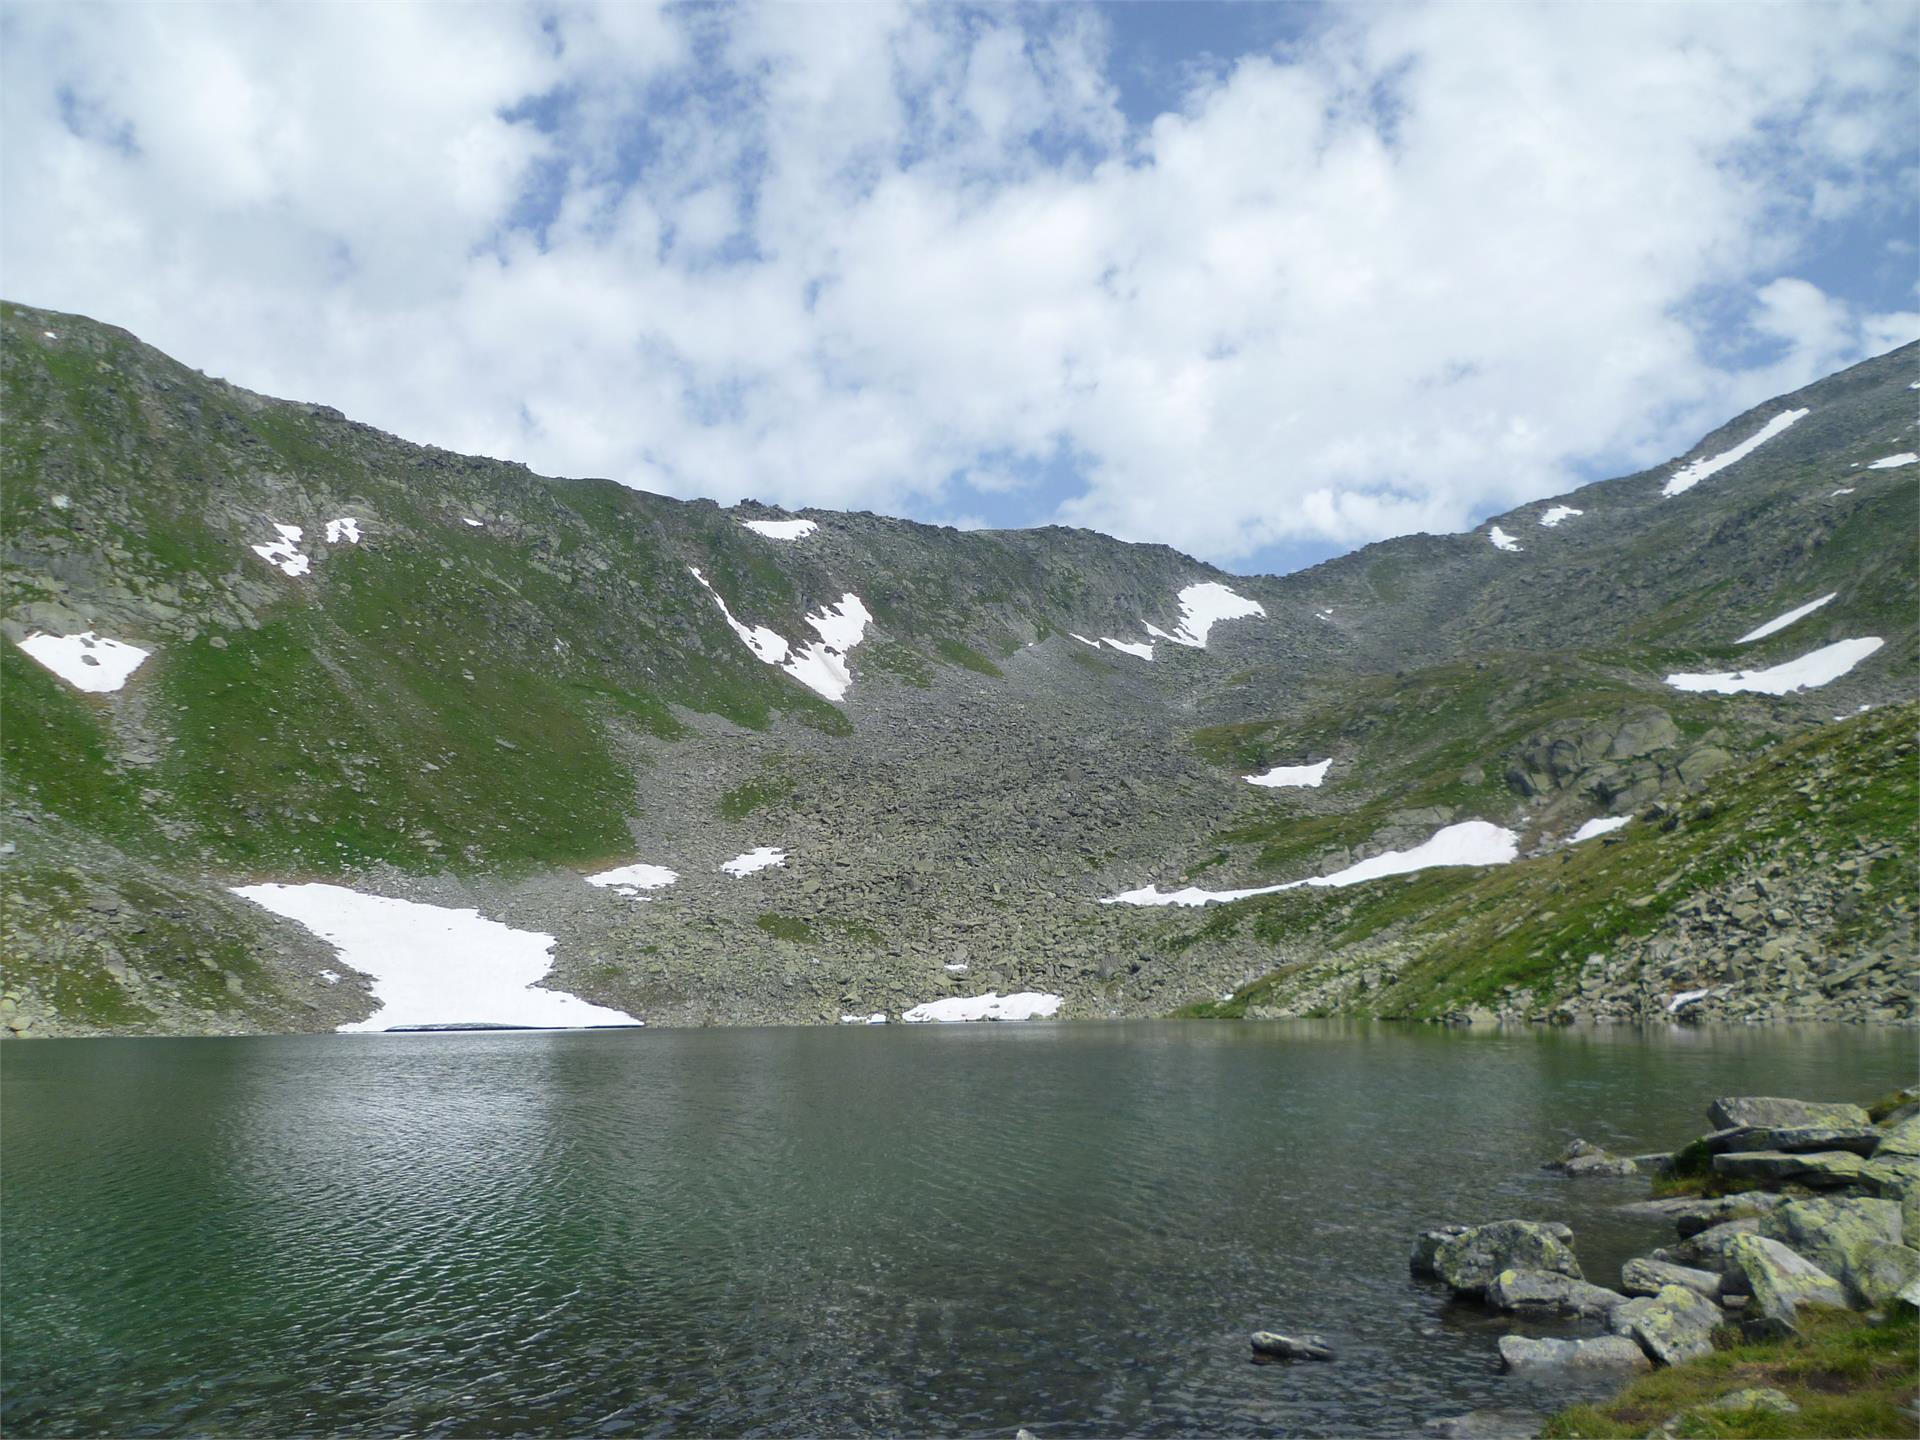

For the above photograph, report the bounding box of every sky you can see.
[3,1,1916,576]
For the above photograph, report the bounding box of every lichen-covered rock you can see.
[1721,1234,1849,1337]
[1705,1125,1885,1157]
[1759,1196,1903,1304]
[1497,1335,1650,1374]
[1430,1221,1583,1298]
[1710,1149,1871,1188]
[1619,1192,1782,1237]
[1874,1114,1920,1159]
[1707,1097,1871,1131]
[1410,1224,1472,1277]
[1545,1139,1637,1176]
[1484,1267,1625,1320]
[1620,1257,1722,1302]
[1846,1240,1920,1309]
[1705,1388,1798,1416]
[1653,1217,1764,1272]
[1611,1284,1723,1365]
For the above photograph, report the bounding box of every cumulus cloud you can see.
[2,0,1914,568]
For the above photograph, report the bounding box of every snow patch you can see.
[1666,987,1717,1014]
[944,962,970,973]
[49,494,70,510]
[1069,633,1099,648]
[1102,821,1519,908]
[688,567,870,701]
[1660,409,1809,497]
[462,517,484,527]
[1736,593,1836,645]
[1570,816,1631,843]
[903,991,1063,1023]
[1666,637,1883,696]
[1866,452,1917,469]
[839,1012,887,1024]
[230,883,640,1032]
[1246,758,1333,789]
[1489,526,1522,552]
[585,863,678,898]
[324,517,362,545]
[1100,637,1154,660]
[251,523,311,577]
[1145,582,1266,648]
[722,847,786,877]
[1539,506,1583,528]
[41,330,57,339]
[741,518,818,540]
[15,631,151,693]
[1830,488,1855,496]
[318,969,341,985]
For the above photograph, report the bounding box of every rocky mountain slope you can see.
[2,300,1914,1035]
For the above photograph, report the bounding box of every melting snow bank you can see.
[1102,821,1519,908]
[1666,637,1883,696]
[585,863,678,898]
[1539,506,1583,527]
[740,518,818,539]
[1660,408,1809,497]
[722,847,786,876]
[324,517,361,544]
[1488,526,1522,552]
[15,631,150,693]
[689,567,871,701]
[839,1012,887,1024]
[230,884,640,1032]
[1246,758,1332,789]
[1570,816,1631,843]
[1144,582,1266,648]
[1736,592,1835,644]
[903,992,1063,1023]
[1867,453,1917,469]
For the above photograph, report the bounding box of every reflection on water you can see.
[2,1021,1910,1437]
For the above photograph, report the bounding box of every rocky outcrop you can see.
[1619,1257,1722,1302]
[1609,1285,1722,1365]
[1417,1220,1583,1297]
[1721,1235,1849,1337]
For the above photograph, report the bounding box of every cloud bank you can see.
[3,1,1914,569]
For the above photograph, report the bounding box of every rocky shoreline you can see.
[1258,1087,1920,1438]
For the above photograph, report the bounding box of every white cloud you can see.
[2,1,1913,567]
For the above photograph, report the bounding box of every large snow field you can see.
[1735,593,1835,645]
[1102,821,1520,908]
[1245,758,1333,789]
[1666,637,1883,696]
[740,518,818,539]
[1660,409,1809,497]
[230,883,640,1032]
[1143,582,1267,649]
[902,991,1063,1023]
[15,631,150,693]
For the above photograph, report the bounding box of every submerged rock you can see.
[1250,1331,1334,1362]
[1485,1268,1625,1321]
[1720,1235,1849,1337]
[1429,1221,1583,1298]
[1421,1410,1542,1439]
[1496,1335,1650,1374]
[1611,1284,1723,1365]
[1544,1139,1637,1177]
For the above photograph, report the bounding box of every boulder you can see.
[1710,1149,1871,1188]
[1430,1221,1583,1298]
[1874,1113,1920,1159]
[1611,1284,1723,1365]
[1847,1240,1920,1309]
[1759,1196,1903,1304]
[1704,1125,1884,1157]
[1707,1097,1870,1131]
[1497,1335,1650,1374]
[1250,1331,1333,1362]
[1720,1235,1849,1337]
[1545,1140,1637,1177]
[1485,1268,1626,1320]
[1705,1388,1798,1416]
[1411,1225,1472,1277]
[1620,1257,1722,1302]
[1653,1217,1763,1272]
[1618,1193,1782,1236]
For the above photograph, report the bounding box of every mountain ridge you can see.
[2,300,1913,1036]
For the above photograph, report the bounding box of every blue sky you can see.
[3,1,1915,576]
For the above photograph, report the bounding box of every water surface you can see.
[3,1021,1910,1436]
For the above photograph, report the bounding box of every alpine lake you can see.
[3,1020,1912,1437]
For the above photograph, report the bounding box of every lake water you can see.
[3,1022,1912,1437]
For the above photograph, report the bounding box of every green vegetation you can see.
[755,913,885,945]
[1543,1310,1918,1439]
[936,637,1003,677]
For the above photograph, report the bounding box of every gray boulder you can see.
[1874,1113,1920,1159]
[1250,1331,1333,1362]
[1848,1240,1920,1309]
[1618,1193,1782,1236]
[1485,1267,1626,1320]
[1720,1235,1849,1337]
[1705,1387,1798,1415]
[1710,1149,1871,1188]
[1411,1224,1473,1276]
[1620,1257,1722,1302]
[1653,1217,1764,1272]
[1611,1284,1723,1365]
[1758,1195,1903,1304]
[1704,1125,1884,1157]
[1707,1097,1870,1131]
[1430,1221,1583,1298]
[1545,1139,1637,1177]
[1497,1335,1650,1374]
